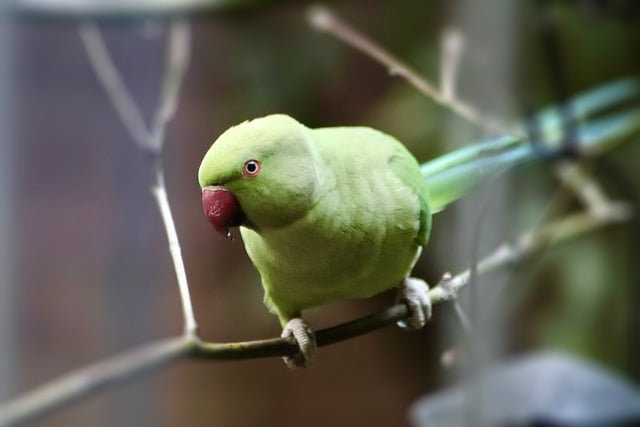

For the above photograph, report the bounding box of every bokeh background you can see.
[1,0,639,426]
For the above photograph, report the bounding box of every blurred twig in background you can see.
[79,20,197,335]
[307,5,508,134]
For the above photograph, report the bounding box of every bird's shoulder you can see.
[310,125,431,245]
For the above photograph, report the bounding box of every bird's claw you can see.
[396,277,431,330]
[281,318,317,369]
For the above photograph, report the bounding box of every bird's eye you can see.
[243,160,262,177]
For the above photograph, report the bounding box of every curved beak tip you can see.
[201,186,245,238]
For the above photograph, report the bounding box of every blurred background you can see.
[1,0,639,426]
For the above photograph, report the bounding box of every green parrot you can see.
[198,114,432,368]
[198,79,640,368]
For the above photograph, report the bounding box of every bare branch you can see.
[440,27,465,102]
[78,20,196,335]
[78,23,151,150]
[0,196,628,427]
[0,337,192,427]
[152,166,198,336]
[307,5,508,134]
[554,162,633,221]
[149,19,191,151]
[433,206,630,298]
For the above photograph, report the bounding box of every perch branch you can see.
[0,198,628,427]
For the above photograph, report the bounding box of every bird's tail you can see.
[421,78,640,213]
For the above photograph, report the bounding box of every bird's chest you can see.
[239,181,422,313]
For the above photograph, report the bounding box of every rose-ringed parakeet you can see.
[198,79,640,369]
[199,114,432,368]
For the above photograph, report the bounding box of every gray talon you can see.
[281,318,317,369]
[396,277,431,330]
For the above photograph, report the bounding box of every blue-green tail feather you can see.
[422,78,640,213]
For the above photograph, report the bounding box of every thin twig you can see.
[554,161,633,221]
[0,337,193,427]
[307,5,508,134]
[452,300,474,335]
[78,23,151,150]
[78,21,196,334]
[440,27,465,102]
[433,207,629,296]
[151,164,198,336]
[149,19,191,151]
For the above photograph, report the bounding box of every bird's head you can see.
[198,114,319,237]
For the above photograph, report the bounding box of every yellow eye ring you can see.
[243,159,261,177]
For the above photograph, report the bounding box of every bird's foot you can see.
[281,318,317,369]
[396,277,432,330]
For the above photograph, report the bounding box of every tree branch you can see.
[307,5,508,134]
[79,21,197,335]
[0,201,628,426]
[439,27,465,102]
[78,23,151,150]
[149,19,191,151]
[151,164,198,336]
[554,161,632,221]
[0,338,192,427]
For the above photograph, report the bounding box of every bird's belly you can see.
[240,219,421,318]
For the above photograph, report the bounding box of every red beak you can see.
[201,186,246,238]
